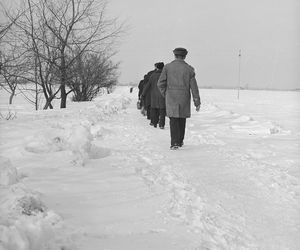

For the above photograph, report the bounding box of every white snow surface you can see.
[0,87,299,250]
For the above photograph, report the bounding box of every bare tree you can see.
[19,0,62,109]
[0,19,29,105]
[0,48,25,104]
[2,0,124,109]
[0,2,24,41]
[70,52,119,101]
[0,2,26,80]
[25,0,123,108]
[1,1,44,109]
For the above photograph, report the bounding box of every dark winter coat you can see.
[157,59,200,118]
[138,79,144,99]
[142,69,165,109]
[142,70,155,108]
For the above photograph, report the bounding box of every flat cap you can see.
[173,47,188,56]
[156,62,164,69]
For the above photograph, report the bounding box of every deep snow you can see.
[0,87,299,250]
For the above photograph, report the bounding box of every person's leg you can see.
[178,118,186,146]
[140,99,146,115]
[151,108,159,127]
[147,105,151,120]
[159,108,166,128]
[169,117,180,148]
[150,108,155,125]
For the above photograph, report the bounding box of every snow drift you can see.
[0,92,132,250]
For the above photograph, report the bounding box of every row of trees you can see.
[0,0,123,109]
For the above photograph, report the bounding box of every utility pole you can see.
[237,49,241,99]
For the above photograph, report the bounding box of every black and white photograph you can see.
[0,0,299,249]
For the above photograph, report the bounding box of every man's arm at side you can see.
[190,69,201,108]
[157,67,167,97]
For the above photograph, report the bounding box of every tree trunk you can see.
[9,92,14,104]
[35,81,39,110]
[60,55,67,108]
[34,57,39,110]
[43,100,53,109]
[60,84,67,108]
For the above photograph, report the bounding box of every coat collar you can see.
[173,58,186,63]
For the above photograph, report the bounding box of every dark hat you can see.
[173,47,188,56]
[156,62,164,70]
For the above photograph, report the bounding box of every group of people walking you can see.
[138,62,166,128]
[138,47,201,150]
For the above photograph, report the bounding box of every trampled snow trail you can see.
[94,90,299,249]
[1,88,299,250]
[98,101,257,249]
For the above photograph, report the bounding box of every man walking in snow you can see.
[157,47,201,150]
[137,78,145,113]
[141,62,166,128]
[142,64,157,121]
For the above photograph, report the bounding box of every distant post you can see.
[237,49,242,99]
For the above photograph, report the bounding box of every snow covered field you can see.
[0,87,299,250]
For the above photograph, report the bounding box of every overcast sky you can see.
[109,0,300,90]
[1,0,299,89]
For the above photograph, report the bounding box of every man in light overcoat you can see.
[157,47,201,149]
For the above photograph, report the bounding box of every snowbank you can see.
[202,102,289,136]
[0,158,19,186]
[0,211,66,250]
[21,93,131,166]
[0,157,73,250]
[0,91,132,249]
[68,123,93,166]
[230,121,284,135]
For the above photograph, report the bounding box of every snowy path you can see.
[91,96,299,250]
[1,88,300,250]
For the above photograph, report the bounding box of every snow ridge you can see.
[22,95,131,166]
[0,157,74,250]
[0,93,132,249]
[202,103,289,135]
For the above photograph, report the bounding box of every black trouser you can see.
[151,108,166,127]
[169,117,186,146]
[146,106,151,120]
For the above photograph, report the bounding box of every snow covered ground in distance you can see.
[0,86,299,250]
